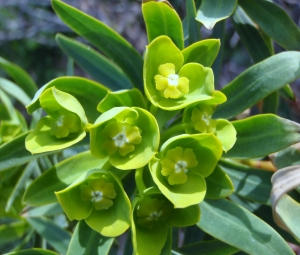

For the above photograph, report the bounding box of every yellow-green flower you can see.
[161,146,198,185]
[191,104,217,133]
[154,63,189,99]
[80,178,117,210]
[101,121,142,156]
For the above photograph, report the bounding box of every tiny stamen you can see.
[167,74,179,86]
[175,160,188,173]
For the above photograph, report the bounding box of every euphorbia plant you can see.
[2,0,300,255]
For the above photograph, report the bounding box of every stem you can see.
[135,167,147,193]
[161,123,186,141]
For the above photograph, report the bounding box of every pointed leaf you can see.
[51,0,143,90]
[197,198,294,255]
[219,159,272,204]
[6,249,59,255]
[186,0,201,45]
[225,114,300,159]
[196,0,238,30]
[26,217,71,254]
[214,52,300,119]
[0,56,37,98]
[67,220,113,255]
[239,0,300,51]
[142,1,184,49]
[56,34,132,90]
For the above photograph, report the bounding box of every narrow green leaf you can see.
[214,52,300,119]
[142,1,184,49]
[205,165,234,199]
[51,0,143,90]
[232,6,271,63]
[0,221,29,246]
[26,77,107,122]
[5,161,36,212]
[239,0,300,51]
[0,56,37,98]
[67,220,113,255]
[23,151,108,206]
[197,198,294,255]
[224,114,300,159]
[0,132,51,172]
[274,147,300,169]
[56,34,132,91]
[262,91,278,114]
[196,0,238,30]
[219,159,272,204]
[26,217,71,254]
[0,78,31,106]
[176,240,239,255]
[22,204,63,218]
[182,39,220,67]
[5,249,59,255]
[186,0,201,45]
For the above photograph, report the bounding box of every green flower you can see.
[149,134,222,208]
[55,169,131,237]
[132,189,200,255]
[89,107,159,170]
[144,35,214,110]
[183,91,237,152]
[25,87,88,154]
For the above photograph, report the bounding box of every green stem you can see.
[135,167,147,193]
[161,123,186,141]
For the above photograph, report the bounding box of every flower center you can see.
[91,190,103,202]
[175,160,188,173]
[113,130,129,147]
[167,74,179,86]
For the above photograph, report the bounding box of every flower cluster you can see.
[25,34,236,254]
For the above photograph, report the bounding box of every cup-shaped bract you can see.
[25,87,88,154]
[55,169,131,237]
[144,35,214,111]
[149,134,222,208]
[89,107,159,170]
[183,91,237,152]
[132,189,200,255]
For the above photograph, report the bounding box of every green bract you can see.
[55,169,131,237]
[25,87,88,154]
[149,133,222,208]
[131,188,200,255]
[183,91,237,152]
[144,35,214,110]
[89,107,159,170]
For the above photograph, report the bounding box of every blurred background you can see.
[0,0,300,109]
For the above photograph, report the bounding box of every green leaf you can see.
[51,0,143,90]
[23,151,109,206]
[225,114,300,159]
[0,78,31,106]
[274,147,300,169]
[22,203,63,218]
[0,56,37,98]
[182,39,220,67]
[26,217,71,254]
[186,0,201,45]
[5,161,36,212]
[0,221,29,247]
[67,220,113,255]
[166,204,200,227]
[142,1,184,49]
[215,119,236,152]
[232,6,271,64]
[26,77,108,122]
[55,34,132,91]
[239,0,300,51]
[5,249,59,255]
[205,165,234,199]
[97,89,146,113]
[197,198,294,255]
[214,52,300,119]
[176,240,239,255]
[0,132,51,172]
[219,159,272,204]
[196,0,238,30]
